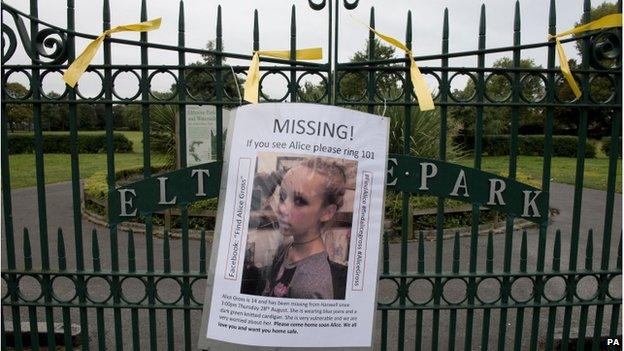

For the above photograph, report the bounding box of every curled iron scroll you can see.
[2,6,67,64]
[589,30,621,70]
[307,0,359,10]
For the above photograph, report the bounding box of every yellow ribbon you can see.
[243,48,323,103]
[63,18,162,88]
[548,13,622,100]
[352,17,434,111]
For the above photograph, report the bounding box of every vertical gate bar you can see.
[480,231,493,350]
[367,7,375,116]
[65,1,90,349]
[438,10,449,350]
[447,231,460,351]
[200,229,207,274]
[576,231,594,351]
[561,1,592,349]
[607,237,621,351]
[139,1,159,349]
[57,229,74,351]
[215,5,224,162]
[138,0,159,347]
[592,0,622,346]
[398,8,411,351]
[0,10,23,346]
[513,230,528,351]
[529,0,556,348]
[380,230,389,351]
[544,230,562,351]
[415,231,425,349]
[464,6,486,351]
[1,310,5,351]
[331,0,338,105]
[102,1,123,349]
[163,232,174,351]
[92,229,106,351]
[498,3,521,349]
[28,0,56,347]
[128,230,141,351]
[290,5,297,102]
[176,3,192,350]
[24,228,40,351]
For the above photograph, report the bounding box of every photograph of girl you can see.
[241,153,357,300]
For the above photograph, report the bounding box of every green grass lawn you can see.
[458,156,622,192]
[7,131,622,192]
[7,131,164,188]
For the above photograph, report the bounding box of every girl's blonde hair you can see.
[300,157,347,210]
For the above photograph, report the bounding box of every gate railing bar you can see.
[215,5,224,161]
[28,0,57,348]
[464,5,486,350]
[371,7,387,349]
[23,229,39,350]
[3,99,620,109]
[0,3,23,346]
[3,268,619,279]
[545,229,562,351]
[138,0,159,348]
[4,64,619,77]
[4,296,619,311]
[175,2,193,350]
[608,237,622,350]
[561,1,592,349]
[499,3,522,350]
[513,231,530,351]
[289,5,297,103]
[128,229,141,351]
[436,8,450,351]
[65,0,89,349]
[594,2,623,349]
[91,228,106,350]
[397,7,410,350]
[102,1,123,349]
[57,228,73,351]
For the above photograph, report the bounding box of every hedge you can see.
[602,137,621,158]
[455,135,596,158]
[8,133,133,154]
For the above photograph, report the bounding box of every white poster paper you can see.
[198,103,389,349]
[186,105,230,165]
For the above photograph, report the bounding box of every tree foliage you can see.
[449,57,545,137]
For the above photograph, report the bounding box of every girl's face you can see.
[276,165,337,238]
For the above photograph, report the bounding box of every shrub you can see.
[602,137,621,158]
[8,132,133,154]
[454,135,596,158]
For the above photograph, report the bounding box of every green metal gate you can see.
[1,0,621,350]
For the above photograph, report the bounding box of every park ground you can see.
[6,131,622,192]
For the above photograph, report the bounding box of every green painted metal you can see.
[0,0,621,350]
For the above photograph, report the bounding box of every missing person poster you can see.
[198,103,389,350]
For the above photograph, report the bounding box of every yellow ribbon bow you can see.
[63,18,162,88]
[352,17,434,111]
[548,13,621,100]
[243,48,323,103]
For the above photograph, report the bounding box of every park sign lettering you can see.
[108,155,547,225]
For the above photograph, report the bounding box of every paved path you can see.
[2,181,621,350]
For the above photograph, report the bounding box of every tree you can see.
[552,3,619,137]
[5,82,32,132]
[449,57,545,137]
[171,41,242,101]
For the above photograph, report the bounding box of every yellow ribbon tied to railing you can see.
[352,17,434,111]
[243,48,323,103]
[548,13,621,100]
[63,18,162,88]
